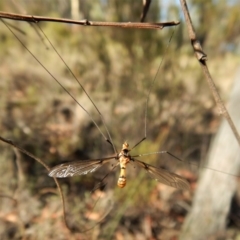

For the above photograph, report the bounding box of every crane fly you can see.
[49,142,190,190]
[2,7,240,238]
[40,23,191,190]
[2,16,190,194]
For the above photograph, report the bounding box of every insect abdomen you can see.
[118,167,126,188]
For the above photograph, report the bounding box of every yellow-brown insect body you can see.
[117,142,130,188]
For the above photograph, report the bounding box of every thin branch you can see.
[0,11,179,29]
[0,194,18,205]
[0,135,70,231]
[140,0,152,22]
[179,0,240,146]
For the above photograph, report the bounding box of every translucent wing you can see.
[48,156,115,178]
[132,158,190,190]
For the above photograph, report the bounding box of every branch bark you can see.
[0,11,179,30]
[179,0,240,145]
[179,0,240,238]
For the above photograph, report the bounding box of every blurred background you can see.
[0,0,240,239]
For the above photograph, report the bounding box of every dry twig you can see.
[179,0,240,145]
[0,11,179,30]
[0,135,69,231]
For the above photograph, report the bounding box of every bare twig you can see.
[0,135,70,231]
[140,0,152,22]
[0,11,179,29]
[179,0,240,146]
[0,194,18,205]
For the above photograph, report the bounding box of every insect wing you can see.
[49,157,114,178]
[132,159,190,190]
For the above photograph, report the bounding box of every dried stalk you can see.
[0,135,69,230]
[140,0,152,22]
[0,11,179,30]
[179,0,240,238]
[179,0,240,145]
